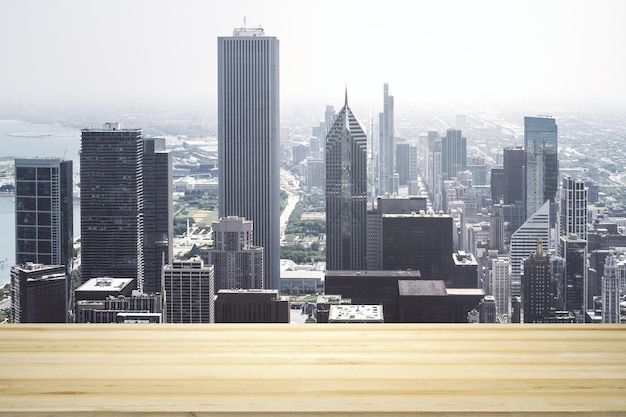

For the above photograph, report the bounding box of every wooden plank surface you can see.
[0,324,625,415]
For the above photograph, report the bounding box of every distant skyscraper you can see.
[378,83,395,194]
[524,116,558,223]
[489,205,504,252]
[395,142,410,186]
[325,91,368,270]
[14,158,73,272]
[80,123,144,289]
[602,252,620,324]
[441,129,466,181]
[218,27,280,290]
[142,138,172,294]
[201,216,264,291]
[509,200,550,297]
[490,167,504,205]
[503,146,524,205]
[558,177,587,256]
[522,240,551,323]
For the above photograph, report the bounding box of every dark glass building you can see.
[10,263,67,323]
[325,92,368,271]
[441,129,466,181]
[80,123,144,288]
[14,159,73,271]
[503,146,524,205]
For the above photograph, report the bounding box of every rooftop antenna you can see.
[244,16,246,29]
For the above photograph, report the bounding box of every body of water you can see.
[0,119,82,285]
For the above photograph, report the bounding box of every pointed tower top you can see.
[344,84,348,107]
[537,239,543,256]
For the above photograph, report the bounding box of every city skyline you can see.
[2,0,626,113]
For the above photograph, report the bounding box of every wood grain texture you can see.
[0,324,625,416]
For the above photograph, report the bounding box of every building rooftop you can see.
[325,270,422,278]
[76,277,134,292]
[328,305,384,323]
[398,280,447,296]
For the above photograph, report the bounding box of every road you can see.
[280,169,301,245]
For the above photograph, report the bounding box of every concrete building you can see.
[80,123,145,288]
[201,216,263,292]
[452,251,479,288]
[163,259,214,323]
[76,291,162,324]
[479,295,497,323]
[316,294,351,323]
[325,91,368,271]
[10,263,67,323]
[14,158,73,274]
[490,256,511,319]
[214,289,289,323]
[218,27,280,290]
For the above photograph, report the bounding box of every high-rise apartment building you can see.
[558,177,587,256]
[441,129,466,181]
[524,116,558,223]
[378,83,395,195]
[201,216,264,291]
[218,27,280,290]
[602,252,620,324]
[509,200,550,297]
[14,159,73,271]
[80,123,144,289]
[522,240,551,323]
[163,259,215,323]
[503,146,524,205]
[325,92,368,271]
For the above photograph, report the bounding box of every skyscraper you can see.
[163,259,215,323]
[558,177,587,256]
[561,234,587,318]
[524,116,558,223]
[325,91,368,271]
[218,27,280,290]
[522,240,551,323]
[80,123,144,289]
[503,146,524,205]
[14,158,73,272]
[441,129,466,181]
[491,256,511,318]
[142,138,172,294]
[10,263,67,323]
[378,83,395,195]
[201,216,264,291]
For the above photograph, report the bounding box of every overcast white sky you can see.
[1,0,625,113]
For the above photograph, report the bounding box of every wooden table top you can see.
[1,323,625,416]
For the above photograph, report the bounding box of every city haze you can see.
[1,0,626,114]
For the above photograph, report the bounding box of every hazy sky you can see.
[1,0,625,113]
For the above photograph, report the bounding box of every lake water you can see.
[0,119,82,285]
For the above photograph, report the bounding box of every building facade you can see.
[522,240,552,323]
[503,146,524,206]
[441,129,466,181]
[602,252,620,324]
[378,83,395,195]
[558,176,587,257]
[80,123,145,288]
[14,159,73,272]
[201,216,264,291]
[163,259,215,323]
[524,116,558,223]
[10,263,67,323]
[214,289,289,323]
[218,27,280,290]
[325,92,368,271]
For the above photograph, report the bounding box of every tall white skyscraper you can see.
[218,27,280,290]
[378,83,395,195]
[491,256,511,318]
